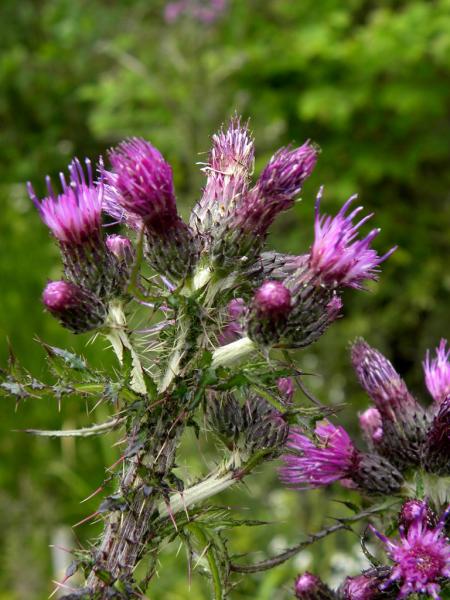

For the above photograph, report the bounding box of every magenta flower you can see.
[164,0,227,24]
[43,280,107,333]
[105,235,134,264]
[279,421,357,488]
[371,506,450,599]
[103,138,176,227]
[254,280,292,315]
[424,339,450,404]
[192,118,254,234]
[294,572,335,599]
[235,143,317,236]
[310,189,395,289]
[422,395,450,475]
[28,158,102,246]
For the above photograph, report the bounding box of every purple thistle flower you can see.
[43,280,107,333]
[28,158,102,246]
[164,0,227,24]
[310,188,396,289]
[295,572,336,600]
[192,117,254,234]
[371,505,450,599]
[103,138,176,227]
[279,421,357,488]
[234,142,317,237]
[424,339,450,404]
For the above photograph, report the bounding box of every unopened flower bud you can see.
[106,234,134,264]
[295,572,336,600]
[398,500,436,532]
[245,412,289,456]
[278,377,294,404]
[352,453,404,496]
[341,573,387,600]
[359,408,383,450]
[205,392,243,441]
[351,339,429,470]
[43,281,107,333]
[247,280,292,346]
[218,298,246,345]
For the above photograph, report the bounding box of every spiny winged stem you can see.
[86,267,258,593]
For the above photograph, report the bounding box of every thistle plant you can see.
[2,116,448,599]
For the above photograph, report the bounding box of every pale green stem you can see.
[211,336,256,368]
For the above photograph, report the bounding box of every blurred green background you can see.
[0,0,449,597]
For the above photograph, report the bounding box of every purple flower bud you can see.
[351,339,428,470]
[28,158,102,246]
[295,572,336,600]
[254,280,292,315]
[106,235,134,264]
[310,189,396,289]
[277,377,294,403]
[422,396,450,476]
[205,391,243,441]
[399,500,437,532]
[218,298,246,345]
[247,280,292,346]
[423,339,450,404]
[233,143,317,237]
[342,574,384,600]
[279,421,358,489]
[359,408,383,449]
[43,281,107,333]
[191,118,254,235]
[370,506,450,599]
[280,421,402,494]
[245,411,289,456]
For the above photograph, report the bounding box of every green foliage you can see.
[0,0,449,597]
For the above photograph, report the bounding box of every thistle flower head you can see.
[359,408,383,444]
[422,395,450,476]
[310,189,395,289]
[247,281,292,346]
[103,138,176,227]
[279,421,357,489]
[192,118,254,233]
[294,572,335,599]
[28,158,102,245]
[424,339,450,404]
[234,142,317,236]
[371,506,450,599]
[43,280,107,333]
[218,298,246,345]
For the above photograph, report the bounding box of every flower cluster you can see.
[280,338,450,493]
[294,502,450,600]
[29,119,393,357]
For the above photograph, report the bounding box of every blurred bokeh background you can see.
[0,0,449,597]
